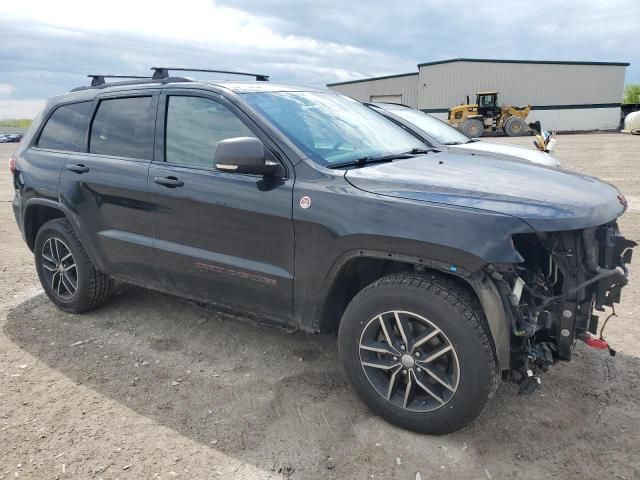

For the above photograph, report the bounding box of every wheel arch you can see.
[23,199,67,251]
[316,251,510,370]
[23,198,106,272]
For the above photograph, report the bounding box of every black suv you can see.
[11,68,634,434]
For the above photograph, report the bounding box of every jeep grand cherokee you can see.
[11,67,634,434]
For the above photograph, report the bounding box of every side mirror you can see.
[214,137,281,176]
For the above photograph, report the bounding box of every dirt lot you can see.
[1,134,639,480]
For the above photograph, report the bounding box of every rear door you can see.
[57,91,160,285]
[147,91,295,325]
[23,102,94,205]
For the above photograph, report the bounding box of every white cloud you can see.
[0,84,16,95]
[0,100,46,120]
[5,0,365,56]
[1,0,638,115]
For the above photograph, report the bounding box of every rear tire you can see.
[461,118,484,138]
[338,273,497,434]
[504,117,527,137]
[34,218,114,313]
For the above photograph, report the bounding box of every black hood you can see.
[345,152,625,231]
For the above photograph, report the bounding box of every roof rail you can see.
[70,74,193,92]
[87,74,150,87]
[70,66,269,93]
[151,67,269,82]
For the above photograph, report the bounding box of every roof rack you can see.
[87,74,150,87]
[70,66,270,93]
[151,67,269,82]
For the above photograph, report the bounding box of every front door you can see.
[147,92,295,325]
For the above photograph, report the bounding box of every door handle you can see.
[67,164,90,174]
[154,176,184,188]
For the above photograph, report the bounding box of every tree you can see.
[0,118,33,128]
[623,84,640,104]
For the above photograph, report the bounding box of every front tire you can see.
[461,118,484,138]
[338,273,497,434]
[34,218,114,313]
[504,117,527,137]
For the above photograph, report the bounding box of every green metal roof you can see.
[417,58,630,67]
[326,58,630,88]
[326,72,417,87]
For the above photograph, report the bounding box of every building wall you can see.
[528,107,621,131]
[327,74,418,108]
[328,60,627,132]
[416,61,627,131]
[417,61,626,109]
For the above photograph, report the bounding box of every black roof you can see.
[70,79,321,94]
[55,78,327,108]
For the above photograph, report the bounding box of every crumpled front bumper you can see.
[555,223,635,359]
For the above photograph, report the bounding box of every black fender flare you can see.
[465,270,511,371]
[22,198,107,272]
[313,248,510,370]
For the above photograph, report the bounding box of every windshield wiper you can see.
[328,147,435,169]
[407,147,435,154]
[328,152,413,169]
[442,141,464,146]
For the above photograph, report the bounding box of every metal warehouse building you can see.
[327,58,629,131]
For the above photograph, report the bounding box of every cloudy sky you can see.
[1,0,638,119]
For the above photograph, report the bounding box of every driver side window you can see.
[165,96,256,167]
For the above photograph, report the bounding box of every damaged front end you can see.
[488,222,635,392]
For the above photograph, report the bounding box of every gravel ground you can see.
[1,134,639,480]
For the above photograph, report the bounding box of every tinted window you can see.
[90,97,152,159]
[165,96,255,167]
[37,102,92,152]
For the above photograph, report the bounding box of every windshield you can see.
[387,107,470,145]
[242,91,426,166]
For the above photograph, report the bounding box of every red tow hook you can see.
[580,333,609,350]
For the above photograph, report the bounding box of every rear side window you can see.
[37,102,92,152]
[165,96,256,167]
[90,97,152,159]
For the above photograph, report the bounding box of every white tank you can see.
[546,137,557,152]
[623,111,640,134]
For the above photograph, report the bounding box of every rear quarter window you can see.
[37,102,93,152]
[89,96,153,159]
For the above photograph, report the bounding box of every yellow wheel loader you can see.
[448,92,531,138]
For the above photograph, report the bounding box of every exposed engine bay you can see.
[489,222,635,392]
